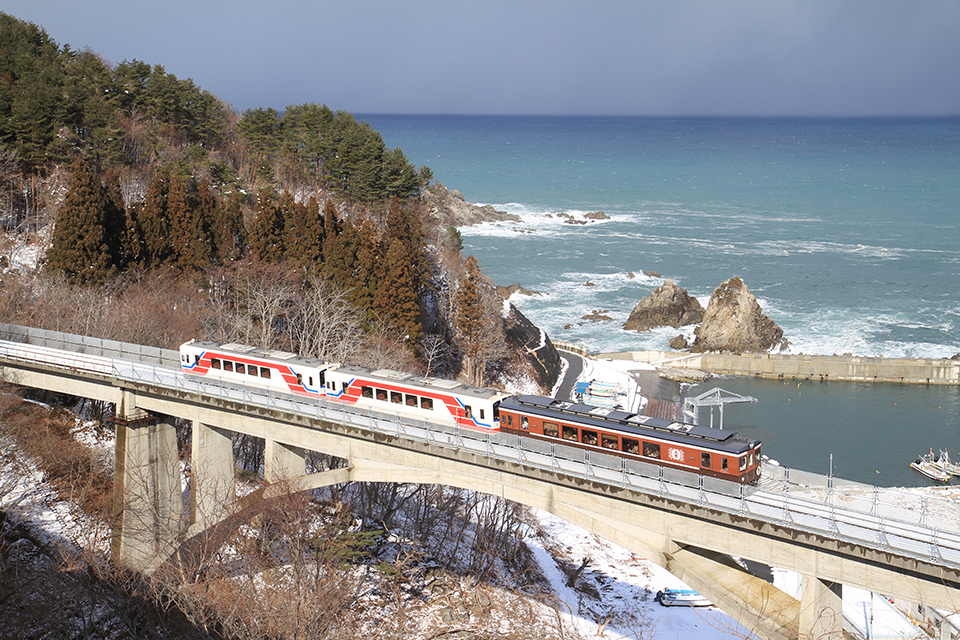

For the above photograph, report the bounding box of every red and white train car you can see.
[179,340,509,431]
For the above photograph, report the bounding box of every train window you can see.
[362,386,373,398]
[521,416,529,431]
[581,430,598,446]
[701,452,711,468]
[643,442,661,459]
[249,366,259,376]
[262,368,271,379]
[739,456,747,471]
[749,452,755,467]
[406,394,417,407]
[506,415,513,427]
[479,409,484,420]
[211,359,221,369]
[601,434,618,450]
[493,403,500,421]
[376,389,387,401]
[722,458,728,470]
[297,373,303,386]
[223,361,233,372]
[562,425,578,441]
[236,363,245,374]
[464,405,473,418]
[319,372,326,386]
[421,397,433,410]
[194,354,199,364]
[309,377,314,387]
[622,438,639,455]
[391,392,402,404]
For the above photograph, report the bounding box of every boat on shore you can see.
[656,588,713,607]
[911,451,951,482]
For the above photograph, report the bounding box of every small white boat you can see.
[934,450,960,476]
[911,451,951,482]
[656,588,713,607]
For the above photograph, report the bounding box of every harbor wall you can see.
[592,350,960,385]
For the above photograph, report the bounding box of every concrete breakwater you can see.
[592,350,960,385]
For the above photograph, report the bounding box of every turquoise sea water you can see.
[363,115,960,486]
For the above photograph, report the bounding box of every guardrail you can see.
[2,337,959,571]
[0,322,179,369]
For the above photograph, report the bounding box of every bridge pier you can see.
[799,576,842,640]
[111,402,182,573]
[264,439,306,484]
[189,421,236,532]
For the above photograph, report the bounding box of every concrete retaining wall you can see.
[593,350,960,385]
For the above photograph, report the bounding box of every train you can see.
[180,339,762,484]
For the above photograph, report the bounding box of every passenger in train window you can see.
[421,397,433,410]
[236,363,245,374]
[522,416,530,431]
[212,359,221,369]
[224,361,233,372]
[261,368,270,378]
[701,452,711,468]
[623,438,640,454]
[643,442,661,458]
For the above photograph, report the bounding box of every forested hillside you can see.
[0,12,551,391]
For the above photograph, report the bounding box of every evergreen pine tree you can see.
[210,194,246,263]
[247,188,285,262]
[139,167,171,268]
[375,238,423,346]
[454,255,486,385]
[353,218,383,316]
[45,158,115,284]
[167,171,195,270]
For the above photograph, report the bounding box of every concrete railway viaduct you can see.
[1,324,958,640]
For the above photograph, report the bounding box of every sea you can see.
[363,115,960,487]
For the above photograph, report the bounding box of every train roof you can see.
[502,395,757,453]
[333,365,508,401]
[183,339,329,368]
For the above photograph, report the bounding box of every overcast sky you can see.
[5,1,960,116]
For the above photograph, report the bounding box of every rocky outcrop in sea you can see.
[421,182,521,227]
[623,280,704,332]
[691,277,786,354]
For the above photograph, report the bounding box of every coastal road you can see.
[554,351,584,401]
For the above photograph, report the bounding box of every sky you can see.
[5,0,960,117]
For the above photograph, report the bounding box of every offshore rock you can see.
[421,182,520,227]
[691,277,786,354]
[623,280,704,332]
[669,334,689,350]
[502,303,563,391]
[496,283,542,298]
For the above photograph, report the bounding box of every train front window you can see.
[492,402,500,421]
[739,456,747,471]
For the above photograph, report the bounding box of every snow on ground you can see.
[525,508,760,639]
